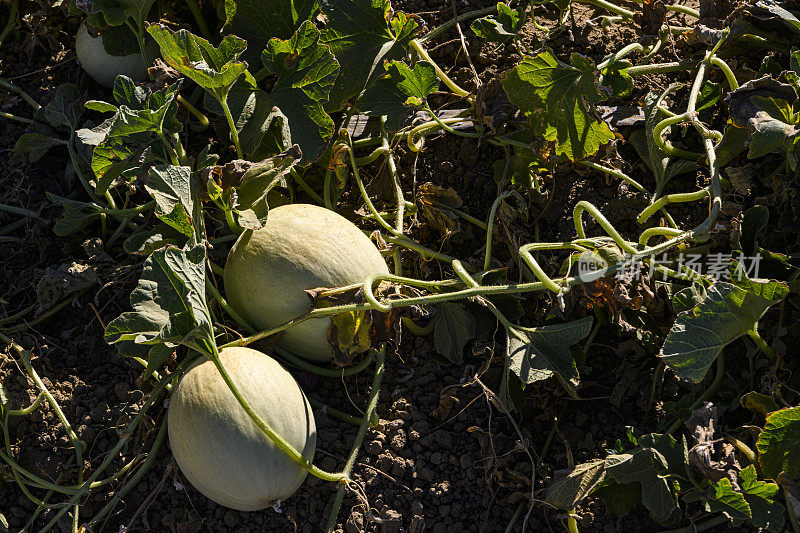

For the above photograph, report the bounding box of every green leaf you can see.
[748,111,799,159]
[144,343,175,375]
[41,84,84,129]
[741,391,780,415]
[87,77,182,194]
[491,132,552,190]
[260,20,339,163]
[91,0,156,27]
[593,481,641,518]
[147,25,247,101]
[672,282,708,314]
[14,133,63,162]
[599,58,633,98]
[502,50,615,161]
[709,478,752,522]
[358,60,439,131]
[738,205,769,256]
[124,223,187,255]
[46,193,105,236]
[739,464,785,532]
[604,448,678,523]
[90,138,139,195]
[433,302,476,364]
[234,145,303,225]
[637,433,690,479]
[85,100,118,113]
[544,459,607,509]
[714,123,749,168]
[470,2,526,43]
[145,165,195,237]
[725,77,800,159]
[105,245,212,354]
[210,78,292,159]
[660,281,788,383]
[223,0,317,64]
[506,316,593,394]
[757,406,800,479]
[320,0,420,110]
[696,81,723,112]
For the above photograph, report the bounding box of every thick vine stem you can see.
[639,227,684,247]
[177,94,210,129]
[638,188,710,224]
[0,78,40,110]
[575,0,634,19]
[420,5,497,42]
[410,39,474,102]
[272,345,376,378]
[347,142,403,238]
[578,161,646,192]
[324,348,386,533]
[597,43,644,71]
[381,117,405,276]
[0,0,20,47]
[406,116,473,152]
[308,397,377,427]
[205,342,345,482]
[748,328,778,361]
[219,97,244,159]
[484,191,514,271]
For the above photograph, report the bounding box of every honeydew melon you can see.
[224,203,389,362]
[167,347,316,510]
[76,22,150,88]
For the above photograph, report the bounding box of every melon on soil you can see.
[167,347,316,511]
[224,203,389,362]
[76,22,150,88]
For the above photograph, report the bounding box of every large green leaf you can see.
[41,84,84,130]
[660,280,788,383]
[260,21,339,163]
[757,406,800,479]
[604,448,678,523]
[320,0,420,110]
[358,60,439,131]
[86,76,182,194]
[46,193,105,236]
[147,25,247,101]
[725,76,800,159]
[432,302,476,364]
[709,478,752,522]
[105,245,212,358]
[230,146,302,227]
[502,50,615,161]
[145,165,196,237]
[544,460,607,509]
[223,0,317,64]
[739,465,785,532]
[90,0,156,27]
[506,316,593,394]
[470,2,526,43]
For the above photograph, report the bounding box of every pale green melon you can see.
[224,203,389,361]
[167,347,316,511]
[76,22,150,88]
